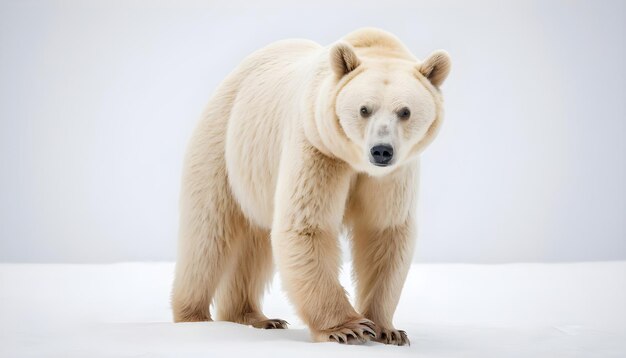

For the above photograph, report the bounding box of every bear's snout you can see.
[370,144,394,166]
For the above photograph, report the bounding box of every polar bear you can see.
[171,28,450,346]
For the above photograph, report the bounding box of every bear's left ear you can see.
[330,42,361,78]
[419,50,451,88]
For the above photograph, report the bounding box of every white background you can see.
[0,0,624,263]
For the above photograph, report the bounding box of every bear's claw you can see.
[320,318,377,345]
[252,319,289,329]
[376,328,410,346]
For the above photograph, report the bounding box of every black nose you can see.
[370,144,394,166]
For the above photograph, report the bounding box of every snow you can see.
[1,262,625,357]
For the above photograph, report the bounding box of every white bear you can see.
[171,28,450,346]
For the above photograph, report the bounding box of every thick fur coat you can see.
[171,28,450,345]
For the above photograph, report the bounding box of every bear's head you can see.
[312,32,450,177]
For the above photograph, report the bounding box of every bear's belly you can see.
[224,109,284,230]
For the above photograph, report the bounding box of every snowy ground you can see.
[1,262,624,358]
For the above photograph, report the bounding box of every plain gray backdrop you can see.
[1,0,624,263]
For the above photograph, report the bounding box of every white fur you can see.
[171,28,450,345]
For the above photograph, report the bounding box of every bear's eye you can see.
[398,107,411,120]
[360,106,371,118]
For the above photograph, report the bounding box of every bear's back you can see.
[342,28,416,61]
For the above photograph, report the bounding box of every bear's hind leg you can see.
[171,73,248,324]
[171,138,244,323]
[215,223,287,329]
[171,198,244,323]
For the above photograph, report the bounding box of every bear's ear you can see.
[330,42,361,77]
[419,50,451,88]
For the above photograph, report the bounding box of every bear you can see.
[171,28,450,346]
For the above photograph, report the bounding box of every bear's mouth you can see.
[370,160,391,167]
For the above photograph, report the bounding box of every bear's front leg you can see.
[351,222,414,346]
[272,142,376,344]
[347,168,418,346]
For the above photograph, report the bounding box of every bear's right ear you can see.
[330,42,361,78]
